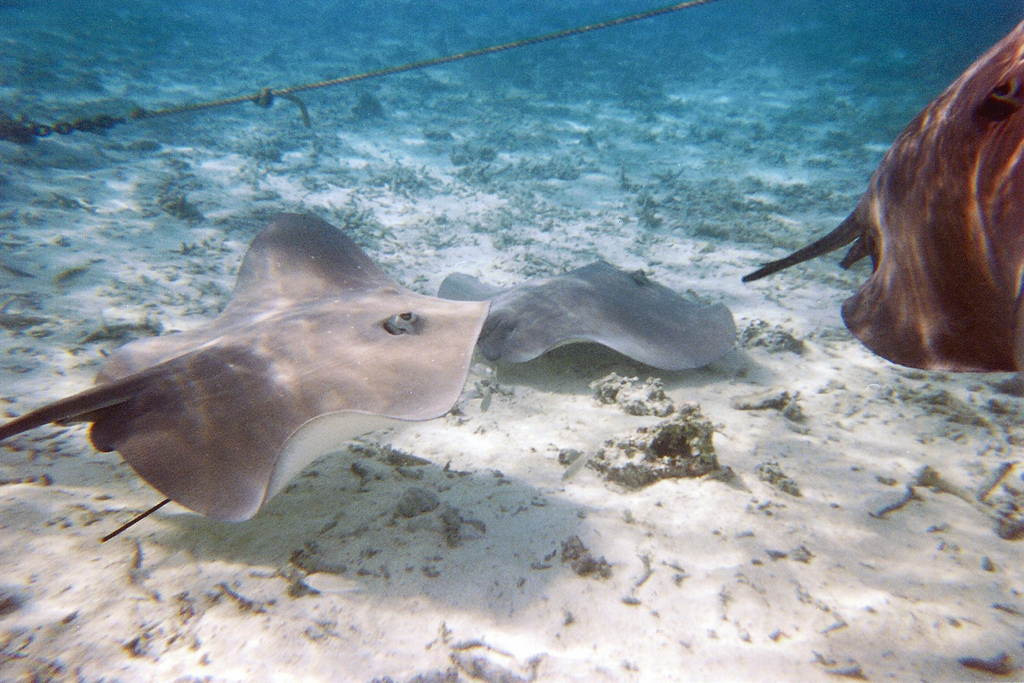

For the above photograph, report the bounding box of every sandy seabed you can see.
[3,3,1024,681]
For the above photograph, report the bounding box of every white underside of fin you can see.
[264,411,402,505]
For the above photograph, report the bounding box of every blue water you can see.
[3,0,1019,255]
[3,1,1019,144]
[2,2,1024,681]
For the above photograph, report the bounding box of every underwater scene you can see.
[2,0,1024,680]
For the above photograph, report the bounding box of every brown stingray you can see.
[0,214,489,521]
[744,20,1024,372]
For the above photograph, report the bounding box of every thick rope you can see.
[275,0,725,97]
[2,0,725,141]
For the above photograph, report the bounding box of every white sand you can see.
[3,5,1024,682]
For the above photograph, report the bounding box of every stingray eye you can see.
[383,311,421,335]
[630,269,650,286]
[978,78,1023,121]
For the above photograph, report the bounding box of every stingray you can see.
[438,262,736,371]
[0,214,489,522]
[744,20,1024,372]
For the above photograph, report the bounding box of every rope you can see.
[2,0,725,142]
[274,0,725,97]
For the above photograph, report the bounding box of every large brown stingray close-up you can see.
[745,19,1024,373]
[0,214,489,521]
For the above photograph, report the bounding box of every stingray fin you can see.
[437,273,505,301]
[227,213,395,309]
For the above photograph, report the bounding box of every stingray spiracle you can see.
[384,311,422,335]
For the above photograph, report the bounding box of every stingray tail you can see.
[742,211,864,282]
[0,377,142,441]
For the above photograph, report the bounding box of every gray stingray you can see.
[744,20,1024,372]
[438,262,736,370]
[0,214,489,521]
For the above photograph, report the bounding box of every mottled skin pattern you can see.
[746,20,1024,372]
